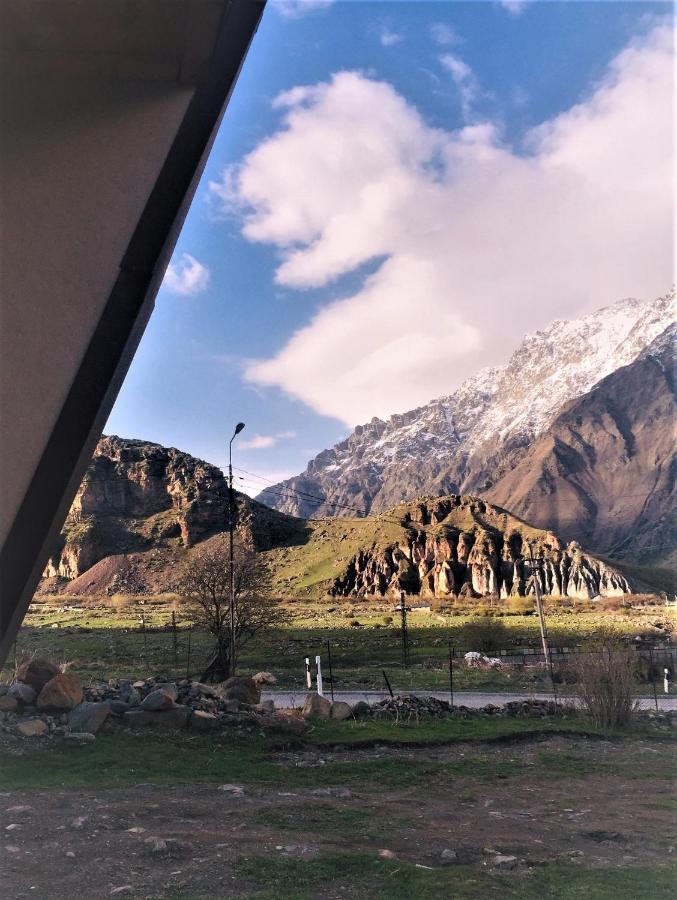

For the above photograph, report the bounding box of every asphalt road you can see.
[262,689,677,711]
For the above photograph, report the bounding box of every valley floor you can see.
[1,724,675,899]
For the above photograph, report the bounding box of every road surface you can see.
[262,689,676,711]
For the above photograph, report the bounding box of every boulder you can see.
[140,688,176,711]
[222,676,261,706]
[0,695,18,712]
[16,658,60,693]
[189,710,221,732]
[8,682,37,705]
[351,701,371,719]
[123,706,190,730]
[330,701,353,721]
[37,674,83,710]
[68,702,110,734]
[302,693,332,720]
[63,732,96,744]
[16,718,48,737]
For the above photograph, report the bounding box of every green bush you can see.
[459,618,508,652]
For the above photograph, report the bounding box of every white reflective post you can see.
[305,657,312,689]
[316,655,323,696]
[664,668,670,694]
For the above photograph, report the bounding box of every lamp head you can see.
[234,422,245,436]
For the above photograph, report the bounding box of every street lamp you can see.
[228,422,245,676]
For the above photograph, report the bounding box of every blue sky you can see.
[106,1,673,494]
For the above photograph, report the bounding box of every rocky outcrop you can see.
[486,324,676,566]
[330,496,632,600]
[43,436,305,585]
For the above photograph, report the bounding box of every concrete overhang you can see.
[0,0,266,664]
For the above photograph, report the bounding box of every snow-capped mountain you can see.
[259,288,674,524]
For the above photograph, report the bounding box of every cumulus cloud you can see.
[210,24,674,427]
[378,27,403,48]
[439,53,480,120]
[163,253,210,296]
[239,431,296,451]
[430,22,462,46]
[498,0,528,14]
[273,0,333,19]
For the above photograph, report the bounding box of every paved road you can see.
[262,689,677,711]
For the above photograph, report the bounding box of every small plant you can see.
[571,629,639,729]
[383,615,393,625]
[506,596,535,616]
[349,619,362,628]
[460,618,508,652]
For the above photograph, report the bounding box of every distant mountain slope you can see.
[485,325,676,567]
[260,290,674,526]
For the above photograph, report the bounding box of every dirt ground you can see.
[1,735,675,899]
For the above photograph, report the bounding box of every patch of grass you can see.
[236,853,677,900]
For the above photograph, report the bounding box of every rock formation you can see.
[330,496,632,600]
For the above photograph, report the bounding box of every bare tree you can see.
[176,541,283,682]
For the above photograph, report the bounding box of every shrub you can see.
[506,596,535,616]
[382,615,393,626]
[571,629,639,729]
[349,619,362,628]
[460,618,508,652]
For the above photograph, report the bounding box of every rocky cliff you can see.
[485,325,676,567]
[259,291,674,552]
[44,436,304,587]
[327,496,632,601]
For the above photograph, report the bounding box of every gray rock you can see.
[440,849,458,864]
[0,695,18,713]
[190,710,220,732]
[68,702,110,734]
[8,682,36,705]
[351,701,371,719]
[16,718,48,737]
[330,701,353,721]
[140,689,175,711]
[63,732,96,744]
[491,854,518,870]
[302,693,332,720]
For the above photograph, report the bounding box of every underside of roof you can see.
[0,0,266,664]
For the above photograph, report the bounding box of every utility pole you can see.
[228,422,245,678]
[527,544,553,676]
[396,591,411,668]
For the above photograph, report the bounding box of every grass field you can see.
[3,593,674,695]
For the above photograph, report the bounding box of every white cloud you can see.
[439,52,480,121]
[273,0,333,19]
[430,22,462,46]
[239,431,297,451]
[210,24,674,428]
[498,0,528,15]
[163,253,210,296]
[378,27,403,48]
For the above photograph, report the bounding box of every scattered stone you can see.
[490,854,518,870]
[351,701,370,719]
[330,701,353,721]
[127,826,146,834]
[15,718,48,738]
[140,689,176,711]
[69,702,110,734]
[221,676,263,706]
[0,696,18,713]
[65,851,76,859]
[5,846,21,853]
[8,682,37,705]
[16,659,60,693]
[440,849,458,864]
[37,674,83,710]
[5,824,20,831]
[217,784,245,796]
[63,732,96,744]
[302,692,332,720]
[378,849,396,860]
[311,787,352,799]
[110,887,134,896]
[70,817,88,830]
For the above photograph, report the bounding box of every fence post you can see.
[171,611,178,670]
[185,627,192,680]
[649,648,659,711]
[448,643,454,707]
[326,639,335,701]
[383,670,394,698]
[315,655,323,696]
[140,610,148,659]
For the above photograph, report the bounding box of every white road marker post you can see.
[316,655,323,696]
[305,657,312,690]
[664,668,670,695]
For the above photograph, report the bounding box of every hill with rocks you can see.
[42,436,305,595]
[264,494,633,601]
[258,290,674,569]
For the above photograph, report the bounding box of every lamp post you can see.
[228,422,245,677]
